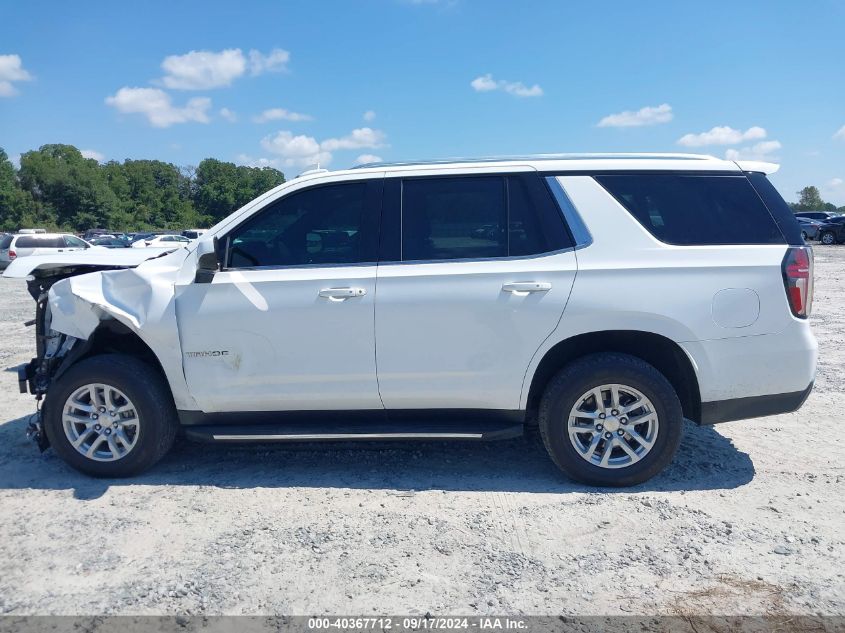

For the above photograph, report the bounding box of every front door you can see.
[175,178,384,413]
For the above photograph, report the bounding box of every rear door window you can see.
[399,174,572,262]
[595,174,785,245]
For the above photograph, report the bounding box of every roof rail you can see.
[351,153,720,169]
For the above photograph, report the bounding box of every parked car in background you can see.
[817,216,845,245]
[83,228,119,241]
[90,236,130,248]
[794,211,836,221]
[182,229,207,240]
[131,234,192,248]
[0,233,93,269]
[796,217,823,241]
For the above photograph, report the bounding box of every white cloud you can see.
[597,103,673,128]
[248,48,290,75]
[160,49,246,90]
[260,131,332,168]
[725,140,782,161]
[158,48,290,90]
[219,107,238,122]
[253,127,388,169]
[470,73,543,98]
[678,125,767,147]
[834,125,845,141]
[363,110,376,122]
[253,107,313,123]
[105,87,212,127]
[0,54,33,97]
[354,154,382,165]
[321,127,387,151]
[80,149,105,162]
[827,177,844,189]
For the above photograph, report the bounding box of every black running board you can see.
[183,420,524,443]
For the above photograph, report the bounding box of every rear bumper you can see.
[700,381,814,425]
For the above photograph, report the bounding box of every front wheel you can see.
[43,354,178,477]
[820,231,836,245]
[538,353,683,487]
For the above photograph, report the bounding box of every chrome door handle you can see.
[319,287,367,301]
[502,282,552,294]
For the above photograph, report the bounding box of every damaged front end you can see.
[18,270,96,451]
[7,246,192,453]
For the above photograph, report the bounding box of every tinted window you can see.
[595,175,785,245]
[402,177,506,261]
[16,236,65,248]
[65,235,88,248]
[227,182,369,268]
[746,173,803,245]
[399,175,571,262]
[508,176,572,256]
[0,235,12,250]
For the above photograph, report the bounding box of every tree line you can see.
[790,186,845,213]
[0,144,285,233]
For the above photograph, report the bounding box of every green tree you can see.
[0,147,49,232]
[17,144,121,230]
[194,159,284,222]
[792,186,826,211]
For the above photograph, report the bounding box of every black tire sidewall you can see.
[43,355,175,477]
[540,355,683,487]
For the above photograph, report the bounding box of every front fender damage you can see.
[21,257,196,451]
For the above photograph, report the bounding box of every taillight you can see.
[8,250,16,260]
[782,246,813,318]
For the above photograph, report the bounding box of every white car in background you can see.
[131,234,192,248]
[0,233,94,269]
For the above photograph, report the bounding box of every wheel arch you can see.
[523,330,702,424]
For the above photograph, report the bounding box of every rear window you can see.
[15,236,65,248]
[595,174,785,245]
[0,235,12,250]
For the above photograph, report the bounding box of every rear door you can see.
[374,171,578,411]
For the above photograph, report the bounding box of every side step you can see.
[183,420,524,443]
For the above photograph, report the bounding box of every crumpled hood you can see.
[1,246,179,278]
[43,246,198,410]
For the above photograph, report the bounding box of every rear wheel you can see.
[43,354,178,477]
[538,353,683,487]
[820,231,836,245]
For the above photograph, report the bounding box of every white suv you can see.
[4,154,817,486]
[0,232,93,269]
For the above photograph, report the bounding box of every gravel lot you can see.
[0,248,843,617]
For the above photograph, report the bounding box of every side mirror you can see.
[195,237,221,283]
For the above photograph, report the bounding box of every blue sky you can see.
[1,0,844,203]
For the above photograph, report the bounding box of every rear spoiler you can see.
[734,160,780,175]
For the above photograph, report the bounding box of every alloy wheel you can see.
[567,383,659,469]
[62,383,140,462]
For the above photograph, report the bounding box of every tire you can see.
[821,231,836,245]
[801,231,808,241]
[538,353,683,487]
[42,354,178,477]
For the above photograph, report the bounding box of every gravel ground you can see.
[0,248,843,617]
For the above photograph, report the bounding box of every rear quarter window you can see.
[595,174,785,245]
